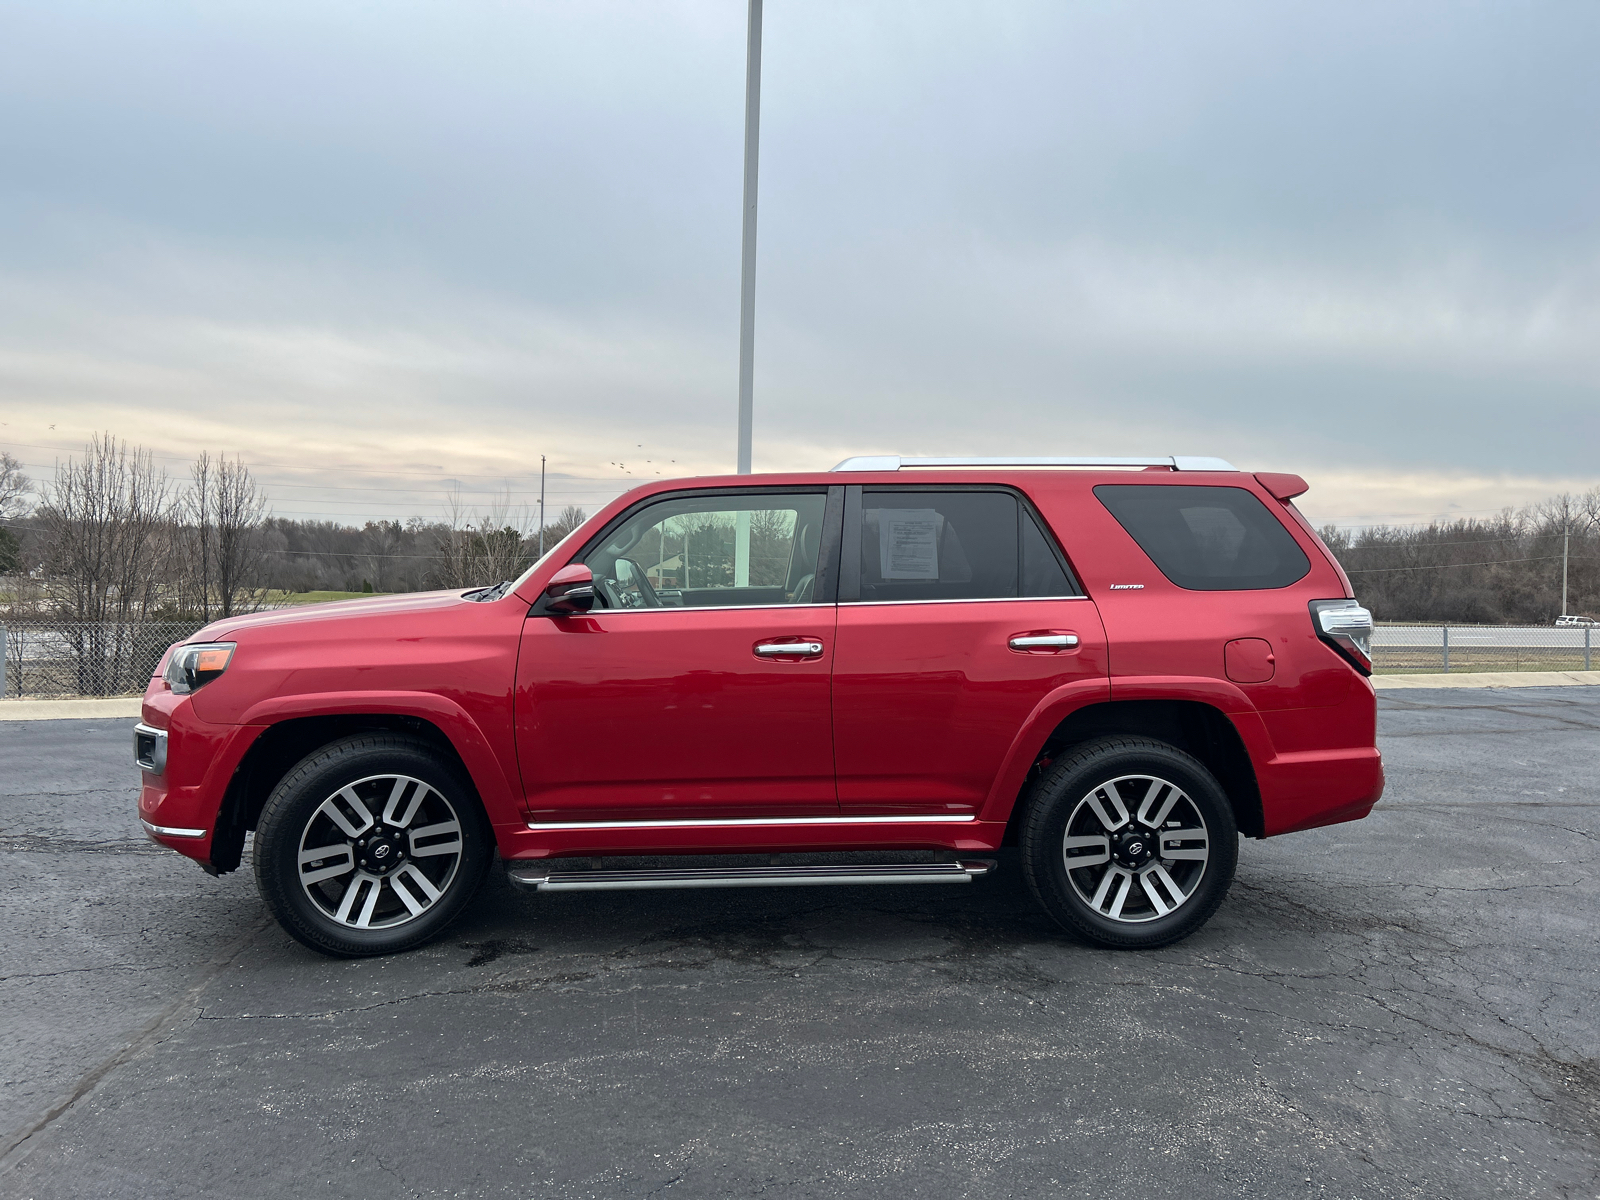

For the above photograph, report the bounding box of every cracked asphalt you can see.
[2,688,1598,1199]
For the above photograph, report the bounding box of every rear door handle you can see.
[1008,634,1079,651]
[755,641,824,657]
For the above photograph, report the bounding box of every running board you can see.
[506,860,996,893]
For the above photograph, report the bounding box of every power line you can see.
[1345,554,1599,575]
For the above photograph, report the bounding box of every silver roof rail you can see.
[830,455,1238,472]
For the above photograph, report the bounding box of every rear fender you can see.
[978,678,1112,821]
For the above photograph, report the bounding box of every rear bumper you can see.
[1258,746,1384,836]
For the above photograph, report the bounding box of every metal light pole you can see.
[538,455,547,558]
[1562,522,1570,617]
[735,0,762,475]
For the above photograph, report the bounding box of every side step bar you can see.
[506,860,996,893]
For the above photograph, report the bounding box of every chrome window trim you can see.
[843,594,1090,607]
[584,601,837,615]
[585,596,1090,615]
[526,813,978,832]
[141,818,206,839]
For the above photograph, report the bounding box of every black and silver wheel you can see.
[1021,736,1238,949]
[254,734,492,957]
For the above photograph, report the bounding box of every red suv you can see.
[135,456,1381,957]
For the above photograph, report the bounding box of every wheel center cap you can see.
[357,828,406,874]
[1112,826,1159,868]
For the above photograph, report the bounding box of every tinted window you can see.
[584,493,827,608]
[1022,512,1073,597]
[1094,484,1310,590]
[852,490,1078,602]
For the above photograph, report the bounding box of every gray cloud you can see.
[1,0,1596,526]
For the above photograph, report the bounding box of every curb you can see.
[0,698,143,721]
[1372,670,1600,690]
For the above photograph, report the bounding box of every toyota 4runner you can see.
[136,455,1382,957]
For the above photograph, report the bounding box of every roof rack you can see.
[830,455,1238,473]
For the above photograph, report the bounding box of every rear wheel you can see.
[1021,736,1238,949]
[253,734,493,957]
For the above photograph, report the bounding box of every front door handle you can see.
[1008,633,1079,651]
[755,640,824,657]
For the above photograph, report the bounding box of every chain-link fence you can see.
[0,622,204,698]
[1373,624,1596,674]
[2,618,1593,698]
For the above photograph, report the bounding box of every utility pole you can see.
[1562,522,1570,617]
[538,455,547,558]
[736,0,762,476]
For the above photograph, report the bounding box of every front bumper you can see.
[136,690,263,866]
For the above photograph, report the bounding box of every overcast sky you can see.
[2,0,1596,528]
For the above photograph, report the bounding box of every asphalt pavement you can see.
[2,690,1598,1199]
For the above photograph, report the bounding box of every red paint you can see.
[137,466,1381,873]
[832,600,1108,813]
[1254,472,1309,501]
[1225,638,1276,683]
[515,607,839,821]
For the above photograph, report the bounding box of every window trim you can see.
[838,484,1085,604]
[573,485,845,612]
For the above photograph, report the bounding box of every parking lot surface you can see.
[2,688,1598,1199]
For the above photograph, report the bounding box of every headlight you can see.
[164,642,236,694]
[1309,599,1373,673]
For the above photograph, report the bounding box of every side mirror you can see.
[535,563,596,616]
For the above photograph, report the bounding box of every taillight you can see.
[163,642,236,694]
[1309,599,1373,674]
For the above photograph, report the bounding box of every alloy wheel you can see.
[1061,773,1210,923]
[296,773,464,930]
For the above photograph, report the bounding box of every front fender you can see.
[234,690,521,826]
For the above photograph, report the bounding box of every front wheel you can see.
[253,734,493,957]
[1020,736,1238,949]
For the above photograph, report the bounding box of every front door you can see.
[516,488,842,823]
[831,486,1110,814]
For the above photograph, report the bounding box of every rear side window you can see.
[1094,484,1310,590]
[852,489,1079,602]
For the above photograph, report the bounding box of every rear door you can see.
[830,486,1109,814]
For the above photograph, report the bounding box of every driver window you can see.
[582,492,828,609]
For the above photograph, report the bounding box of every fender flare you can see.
[234,691,520,823]
[977,675,1276,824]
[978,677,1112,820]
[1107,676,1276,769]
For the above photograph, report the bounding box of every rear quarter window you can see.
[1093,484,1311,590]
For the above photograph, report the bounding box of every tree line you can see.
[2,437,1595,624]
[0,437,585,624]
[1319,490,1600,624]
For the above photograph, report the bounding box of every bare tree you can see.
[182,452,268,619]
[212,455,268,617]
[433,488,535,589]
[0,451,31,574]
[38,435,172,693]
[0,450,31,519]
[537,505,588,554]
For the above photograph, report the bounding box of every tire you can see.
[1020,736,1238,950]
[253,734,493,957]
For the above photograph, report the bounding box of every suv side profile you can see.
[135,455,1382,957]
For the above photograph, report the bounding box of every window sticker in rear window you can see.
[1093,485,1311,591]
